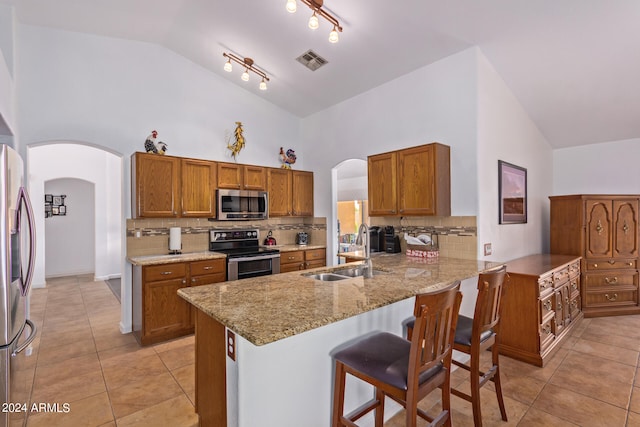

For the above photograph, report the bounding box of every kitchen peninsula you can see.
[178,253,501,427]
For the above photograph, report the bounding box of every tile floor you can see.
[19,275,640,426]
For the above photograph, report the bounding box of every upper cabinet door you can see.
[292,170,314,217]
[217,162,243,189]
[243,166,266,191]
[181,158,216,217]
[585,199,613,258]
[368,152,397,216]
[613,199,639,258]
[268,168,292,216]
[133,153,180,218]
[397,145,436,216]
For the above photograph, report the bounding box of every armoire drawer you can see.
[585,290,638,307]
[584,272,638,289]
[585,259,637,271]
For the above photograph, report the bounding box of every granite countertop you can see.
[178,254,502,346]
[127,244,327,266]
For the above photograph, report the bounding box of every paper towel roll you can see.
[169,227,182,252]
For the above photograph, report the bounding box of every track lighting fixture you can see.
[222,52,270,90]
[286,0,343,43]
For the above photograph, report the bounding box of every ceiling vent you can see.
[296,50,328,71]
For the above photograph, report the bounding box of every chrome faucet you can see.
[356,223,373,277]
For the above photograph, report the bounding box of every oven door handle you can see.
[228,254,280,263]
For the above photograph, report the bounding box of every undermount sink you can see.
[304,266,386,281]
[304,273,351,281]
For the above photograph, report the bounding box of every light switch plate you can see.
[484,243,492,256]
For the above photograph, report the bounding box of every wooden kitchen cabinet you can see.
[132,152,180,218]
[181,158,217,217]
[368,143,450,217]
[292,170,314,216]
[279,248,326,273]
[500,254,582,366]
[132,152,216,218]
[132,258,226,345]
[550,195,640,317]
[267,168,314,217]
[217,162,266,190]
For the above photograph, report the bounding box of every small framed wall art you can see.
[45,194,67,218]
[498,160,527,224]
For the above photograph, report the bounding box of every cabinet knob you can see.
[191,278,196,283]
[203,266,213,270]
[628,262,634,267]
[543,301,552,311]
[604,277,618,285]
[391,210,396,214]
[605,293,618,301]
[160,271,172,275]
[593,263,598,268]
[542,324,551,334]
[182,279,186,284]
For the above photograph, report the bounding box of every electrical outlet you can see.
[484,243,492,256]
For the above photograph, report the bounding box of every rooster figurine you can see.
[144,130,168,154]
[279,147,297,169]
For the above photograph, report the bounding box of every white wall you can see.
[553,138,640,195]
[44,178,95,277]
[16,25,302,332]
[303,48,480,264]
[476,50,554,261]
[0,5,15,136]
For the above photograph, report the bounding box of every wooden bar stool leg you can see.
[492,345,507,421]
[332,362,346,427]
[470,349,483,427]
[374,388,385,427]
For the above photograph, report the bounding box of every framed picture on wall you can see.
[45,194,53,203]
[53,196,63,206]
[499,160,527,224]
[58,205,67,215]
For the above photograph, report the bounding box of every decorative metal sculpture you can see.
[227,122,246,160]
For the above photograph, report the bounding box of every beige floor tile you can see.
[517,407,580,426]
[157,342,195,371]
[171,363,195,405]
[548,350,635,408]
[35,338,97,366]
[101,353,167,391]
[630,387,640,414]
[628,411,640,426]
[571,337,639,366]
[532,383,627,426]
[26,392,113,427]
[115,395,198,427]
[108,371,183,419]
[31,368,106,405]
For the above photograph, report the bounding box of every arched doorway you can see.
[27,142,123,289]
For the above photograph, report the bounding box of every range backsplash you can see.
[126,217,327,257]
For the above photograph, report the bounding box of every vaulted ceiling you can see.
[2,0,639,148]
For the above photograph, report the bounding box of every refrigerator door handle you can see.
[11,319,36,357]
[16,186,36,297]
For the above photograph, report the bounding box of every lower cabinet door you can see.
[144,278,191,339]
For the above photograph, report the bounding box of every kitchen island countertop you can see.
[178,254,500,346]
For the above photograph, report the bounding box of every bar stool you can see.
[331,282,462,427]
[406,265,508,426]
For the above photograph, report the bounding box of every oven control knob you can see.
[221,233,226,238]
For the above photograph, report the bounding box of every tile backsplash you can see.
[126,217,327,257]
[370,216,477,260]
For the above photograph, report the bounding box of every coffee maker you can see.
[384,226,401,253]
[368,226,384,252]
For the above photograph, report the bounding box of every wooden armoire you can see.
[549,195,640,317]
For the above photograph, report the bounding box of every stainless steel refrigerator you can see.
[0,145,36,427]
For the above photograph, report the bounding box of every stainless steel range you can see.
[209,229,280,281]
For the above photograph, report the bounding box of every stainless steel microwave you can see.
[216,189,268,220]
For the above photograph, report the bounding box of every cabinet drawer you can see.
[568,276,580,296]
[305,249,326,261]
[281,251,304,265]
[568,261,580,278]
[539,319,554,352]
[570,294,581,319]
[538,275,554,295]
[144,263,186,282]
[586,259,637,271]
[305,259,325,270]
[280,262,304,273]
[539,294,554,322]
[585,290,638,307]
[190,259,226,276]
[584,272,638,289]
[191,272,226,286]
[553,267,570,287]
